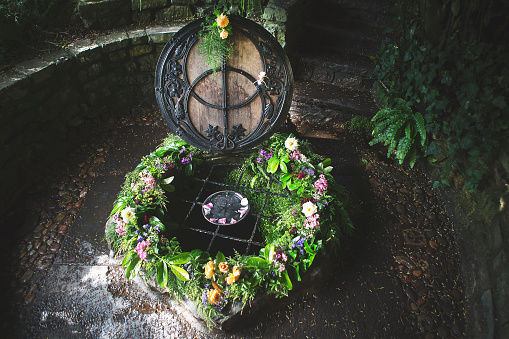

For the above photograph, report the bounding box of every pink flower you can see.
[115,225,127,236]
[304,213,320,229]
[218,218,227,224]
[289,150,302,161]
[313,174,328,193]
[135,240,150,262]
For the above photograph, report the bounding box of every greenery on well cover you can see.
[372,0,509,191]
[106,133,353,326]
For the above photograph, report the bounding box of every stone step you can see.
[303,20,385,58]
[291,48,375,90]
[289,81,379,129]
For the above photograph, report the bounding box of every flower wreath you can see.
[106,133,353,326]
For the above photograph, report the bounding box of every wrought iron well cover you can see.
[155,15,294,153]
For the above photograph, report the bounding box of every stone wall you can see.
[77,0,267,30]
[0,25,181,218]
[428,150,509,338]
[0,0,308,219]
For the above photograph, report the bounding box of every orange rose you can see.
[216,13,229,28]
[226,266,241,285]
[207,289,221,305]
[218,262,229,273]
[219,29,228,39]
[204,261,215,279]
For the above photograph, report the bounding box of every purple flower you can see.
[137,236,144,242]
[181,157,191,165]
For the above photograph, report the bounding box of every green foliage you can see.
[198,9,234,70]
[374,0,509,191]
[369,99,427,168]
[107,134,354,327]
[348,116,374,132]
[0,0,73,63]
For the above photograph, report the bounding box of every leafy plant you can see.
[373,0,509,190]
[198,8,234,70]
[369,98,427,168]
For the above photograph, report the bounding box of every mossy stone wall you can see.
[0,26,181,217]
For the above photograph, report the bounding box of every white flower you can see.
[241,198,248,206]
[300,154,307,162]
[121,207,136,224]
[285,137,299,151]
[302,201,317,217]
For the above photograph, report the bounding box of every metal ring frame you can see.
[155,16,294,153]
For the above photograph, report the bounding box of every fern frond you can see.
[396,136,413,163]
[413,112,426,146]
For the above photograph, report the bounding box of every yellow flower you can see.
[219,29,228,39]
[216,13,229,28]
[207,289,221,305]
[226,266,241,285]
[204,261,215,279]
[218,261,229,273]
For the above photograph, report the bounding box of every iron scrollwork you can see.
[154,16,294,153]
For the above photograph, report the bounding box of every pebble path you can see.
[1,107,467,338]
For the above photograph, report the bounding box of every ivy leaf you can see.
[216,251,226,264]
[160,184,175,192]
[493,96,507,109]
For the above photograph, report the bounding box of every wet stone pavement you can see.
[1,107,466,338]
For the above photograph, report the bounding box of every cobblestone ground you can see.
[1,106,466,338]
